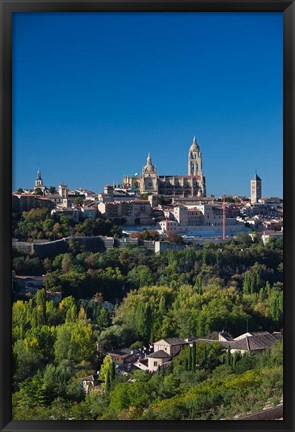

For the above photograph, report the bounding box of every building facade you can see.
[251,173,262,204]
[98,199,153,225]
[123,136,206,198]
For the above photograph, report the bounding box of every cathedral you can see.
[123,136,206,197]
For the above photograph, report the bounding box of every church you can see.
[123,136,206,198]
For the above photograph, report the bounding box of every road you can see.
[237,404,283,420]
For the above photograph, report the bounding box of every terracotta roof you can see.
[187,331,282,352]
[231,332,283,351]
[108,348,131,357]
[148,350,172,359]
[162,337,187,346]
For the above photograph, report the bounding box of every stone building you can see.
[12,193,54,212]
[123,136,206,198]
[251,173,262,204]
[98,199,153,225]
[34,169,46,193]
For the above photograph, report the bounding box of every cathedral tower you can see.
[188,136,206,197]
[141,153,158,193]
[188,136,203,176]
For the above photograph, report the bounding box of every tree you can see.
[12,301,30,340]
[58,296,76,320]
[34,188,43,196]
[54,322,94,364]
[99,355,114,391]
[13,339,44,386]
[127,265,154,289]
[167,232,184,244]
[268,289,283,325]
[78,306,87,322]
[61,253,73,273]
[243,271,251,295]
[44,271,62,293]
[48,186,57,194]
[35,289,46,325]
[97,325,136,352]
[73,197,84,207]
[45,301,59,325]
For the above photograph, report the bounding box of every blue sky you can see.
[12,12,283,197]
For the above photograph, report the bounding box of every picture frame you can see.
[0,1,294,431]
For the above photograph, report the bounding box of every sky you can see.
[12,12,283,197]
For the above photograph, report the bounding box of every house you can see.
[133,358,149,372]
[81,205,97,219]
[51,207,80,222]
[147,350,172,372]
[227,331,283,354]
[81,374,102,394]
[159,219,179,234]
[188,331,283,355]
[153,337,187,357]
[107,348,133,365]
[12,193,55,212]
[135,337,187,373]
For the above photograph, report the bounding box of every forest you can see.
[12,210,283,420]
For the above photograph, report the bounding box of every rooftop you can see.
[148,350,172,359]
[162,337,187,346]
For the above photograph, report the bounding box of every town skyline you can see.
[14,162,281,200]
[13,12,283,196]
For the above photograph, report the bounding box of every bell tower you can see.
[250,172,262,204]
[141,153,158,193]
[188,136,206,197]
[34,168,46,193]
[188,136,203,176]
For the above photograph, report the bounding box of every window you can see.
[154,361,157,366]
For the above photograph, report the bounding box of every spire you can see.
[36,168,41,180]
[143,152,156,174]
[189,135,199,152]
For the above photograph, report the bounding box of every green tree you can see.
[48,186,57,194]
[99,355,114,391]
[54,322,94,364]
[34,188,43,196]
[35,289,46,325]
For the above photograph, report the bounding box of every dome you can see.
[143,153,156,173]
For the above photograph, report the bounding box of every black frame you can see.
[0,1,294,431]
